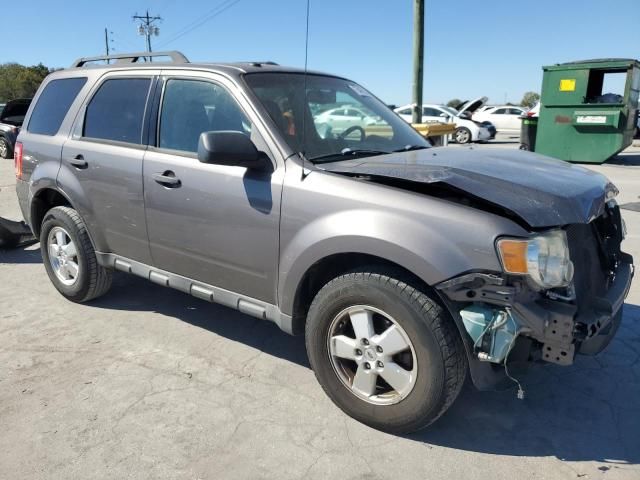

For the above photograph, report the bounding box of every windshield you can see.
[244,73,429,162]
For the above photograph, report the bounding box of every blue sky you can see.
[2,0,639,105]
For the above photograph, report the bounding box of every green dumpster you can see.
[534,58,640,163]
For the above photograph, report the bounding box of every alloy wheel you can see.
[47,226,80,286]
[327,305,418,405]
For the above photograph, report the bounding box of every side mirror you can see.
[197,131,269,170]
[439,112,447,118]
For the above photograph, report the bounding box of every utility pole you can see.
[412,0,424,124]
[133,10,161,54]
[104,28,110,62]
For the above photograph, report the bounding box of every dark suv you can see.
[0,98,32,159]
[14,51,633,433]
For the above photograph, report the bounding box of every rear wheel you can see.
[40,206,112,302]
[305,268,467,434]
[454,127,472,144]
[0,137,11,159]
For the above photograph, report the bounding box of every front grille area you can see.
[566,204,623,317]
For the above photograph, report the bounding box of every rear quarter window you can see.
[83,78,151,145]
[27,77,87,135]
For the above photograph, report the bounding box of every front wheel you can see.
[305,269,467,434]
[454,127,472,144]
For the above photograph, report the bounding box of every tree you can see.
[0,63,52,102]
[446,98,462,108]
[520,91,540,108]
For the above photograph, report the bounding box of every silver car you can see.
[14,51,633,433]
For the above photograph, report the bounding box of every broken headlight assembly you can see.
[496,229,574,290]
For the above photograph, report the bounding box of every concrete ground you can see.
[0,140,638,480]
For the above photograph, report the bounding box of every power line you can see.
[156,0,242,49]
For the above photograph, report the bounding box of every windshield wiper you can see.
[310,148,390,164]
[392,145,429,152]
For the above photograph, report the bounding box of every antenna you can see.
[300,0,311,179]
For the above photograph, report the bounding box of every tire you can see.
[40,206,112,302]
[305,268,467,434]
[454,127,472,144]
[0,137,11,159]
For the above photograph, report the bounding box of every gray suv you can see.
[15,51,633,433]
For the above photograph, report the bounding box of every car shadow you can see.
[90,272,310,367]
[610,153,640,166]
[0,243,43,264]
[4,245,639,465]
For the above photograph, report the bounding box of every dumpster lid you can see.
[545,58,640,71]
[457,96,487,116]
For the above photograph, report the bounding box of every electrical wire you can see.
[503,307,525,399]
[155,0,242,49]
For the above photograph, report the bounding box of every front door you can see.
[143,75,283,303]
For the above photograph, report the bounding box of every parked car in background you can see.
[394,104,492,144]
[0,98,32,159]
[314,105,382,138]
[525,102,540,118]
[473,105,526,132]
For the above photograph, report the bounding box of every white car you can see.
[473,105,526,132]
[314,106,381,137]
[394,103,492,144]
[525,102,540,118]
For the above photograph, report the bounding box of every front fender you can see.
[278,208,500,316]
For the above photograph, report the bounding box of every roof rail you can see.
[71,51,189,68]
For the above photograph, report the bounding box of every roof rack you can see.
[71,51,189,68]
[249,61,279,67]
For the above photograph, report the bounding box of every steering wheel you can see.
[338,125,365,141]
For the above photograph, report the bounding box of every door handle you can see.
[152,171,181,188]
[69,154,88,169]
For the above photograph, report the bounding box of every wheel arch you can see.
[30,187,73,237]
[287,251,439,336]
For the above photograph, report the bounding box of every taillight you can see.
[14,141,23,179]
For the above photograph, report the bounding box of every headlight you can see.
[497,230,574,289]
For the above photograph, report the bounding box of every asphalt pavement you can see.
[0,140,638,480]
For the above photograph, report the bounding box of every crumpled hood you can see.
[320,147,618,228]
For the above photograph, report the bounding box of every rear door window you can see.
[83,78,151,144]
[27,78,87,135]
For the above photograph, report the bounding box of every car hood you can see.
[319,148,617,229]
[457,96,488,116]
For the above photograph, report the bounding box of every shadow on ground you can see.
[0,243,43,264]
[610,153,640,166]
[4,246,640,466]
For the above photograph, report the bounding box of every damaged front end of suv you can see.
[322,148,634,392]
[436,196,633,391]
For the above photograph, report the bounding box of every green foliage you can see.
[446,98,462,108]
[0,63,52,102]
[520,91,540,108]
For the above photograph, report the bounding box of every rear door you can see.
[16,75,89,223]
[488,107,508,129]
[423,107,446,123]
[60,70,158,264]
[505,107,525,130]
[143,71,283,303]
